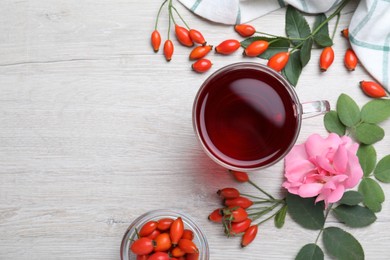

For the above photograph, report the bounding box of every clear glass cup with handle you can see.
[192,62,330,171]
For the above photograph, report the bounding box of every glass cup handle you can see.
[301,100,330,119]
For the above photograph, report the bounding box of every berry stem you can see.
[155,0,168,30]
[240,193,272,201]
[167,0,173,39]
[331,13,341,40]
[248,180,275,200]
[171,5,191,29]
[256,205,283,226]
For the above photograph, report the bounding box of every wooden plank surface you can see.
[1,0,389,259]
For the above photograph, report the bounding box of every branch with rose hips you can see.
[208,170,287,248]
[151,0,388,96]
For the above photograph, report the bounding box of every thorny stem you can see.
[155,0,168,30]
[171,5,191,29]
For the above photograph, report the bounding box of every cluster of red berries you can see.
[208,187,258,248]
[208,170,285,248]
[151,0,244,73]
[130,217,200,260]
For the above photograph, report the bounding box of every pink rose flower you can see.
[283,133,363,207]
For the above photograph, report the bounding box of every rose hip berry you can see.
[130,237,154,255]
[178,239,199,254]
[344,48,358,71]
[151,30,162,52]
[360,81,387,98]
[244,40,269,57]
[224,197,253,209]
[163,40,174,61]
[139,220,158,237]
[241,225,258,247]
[224,206,248,223]
[148,252,170,260]
[192,59,212,73]
[229,170,249,183]
[217,187,240,199]
[208,208,223,223]
[341,28,349,38]
[320,46,335,72]
[175,24,193,47]
[189,45,212,60]
[267,52,290,72]
[170,217,184,245]
[215,39,241,55]
[189,29,206,45]
[229,218,252,235]
[234,24,256,37]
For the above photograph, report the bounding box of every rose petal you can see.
[333,144,348,173]
[305,133,341,159]
[326,184,345,204]
[316,156,335,173]
[341,135,359,154]
[298,183,323,198]
[344,151,363,188]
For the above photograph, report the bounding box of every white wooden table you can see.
[1,1,389,259]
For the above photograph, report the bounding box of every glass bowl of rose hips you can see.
[120,209,209,260]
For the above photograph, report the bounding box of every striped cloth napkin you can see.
[178,0,390,91]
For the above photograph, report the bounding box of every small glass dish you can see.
[120,209,210,260]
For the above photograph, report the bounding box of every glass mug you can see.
[192,62,330,171]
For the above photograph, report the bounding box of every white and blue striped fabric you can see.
[179,0,390,91]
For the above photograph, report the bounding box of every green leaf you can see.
[323,227,364,260]
[358,178,385,212]
[286,193,325,230]
[324,110,346,136]
[295,243,324,260]
[357,144,377,177]
[313,14,333,47]
[374,155,390,183]
[282,51,302,86]
[338,191,364,206]
[336,93,360,127]
[285,5,311,46]
[240,37,290,60]
[300,38,313,67]
[274,204,287,228]
[333,204,376,227]
[355,123,384,145]
[313,34,333,47]
[361,99,390,124]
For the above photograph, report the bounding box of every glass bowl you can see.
[120,209,210,260]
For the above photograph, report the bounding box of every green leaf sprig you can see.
[241,0,350,86]
[324,94,390,212]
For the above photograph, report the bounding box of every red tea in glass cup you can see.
[192,62,330,171]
